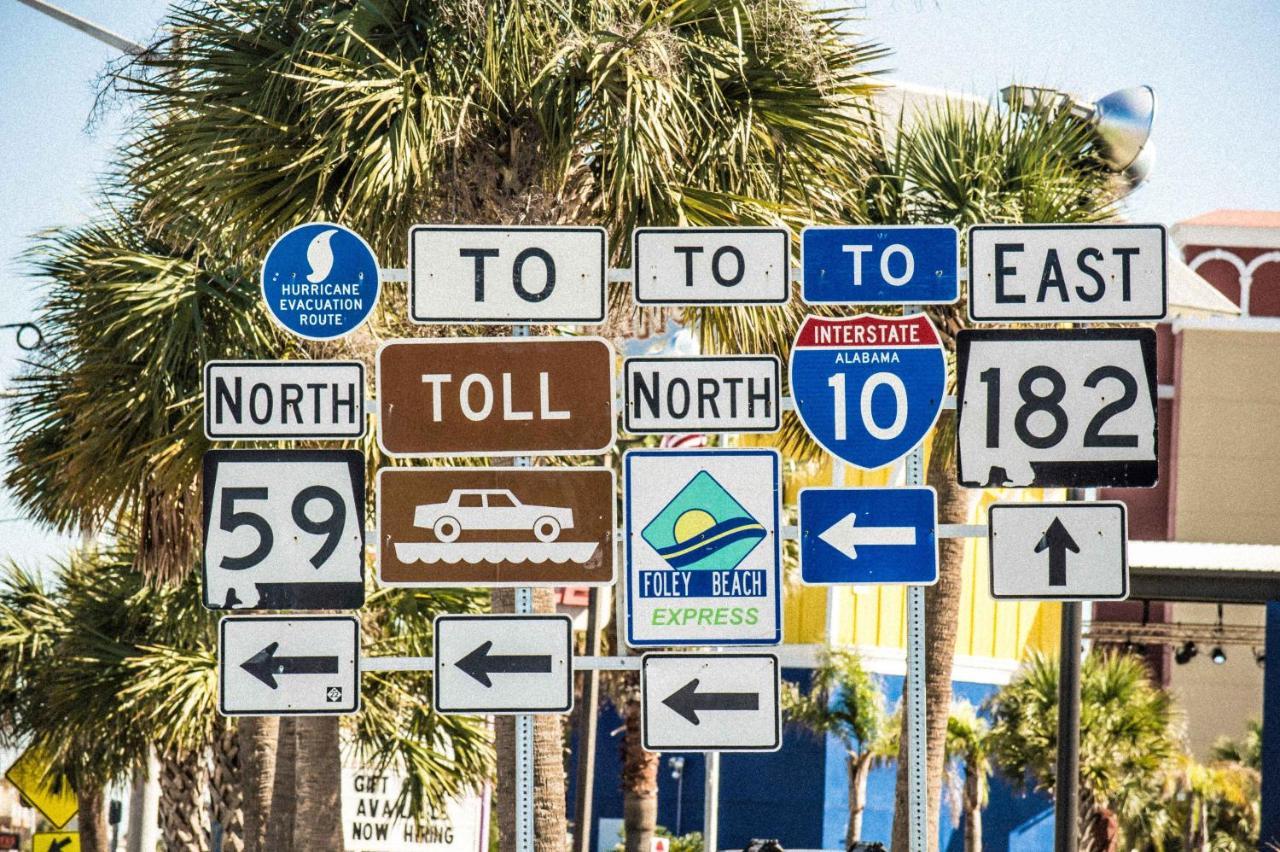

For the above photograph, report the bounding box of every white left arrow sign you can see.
[818,512,916,560]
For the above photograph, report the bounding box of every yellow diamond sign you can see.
[5,748,77,828]
[34,833,80,852]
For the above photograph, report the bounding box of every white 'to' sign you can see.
[410,226,606,324]
[633,227,789,304]
[956,329,1158,489]
[968,224,1167,322]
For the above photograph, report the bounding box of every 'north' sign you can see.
[204,360,365,440]
[376,337,615,457]
[410,226,606,324]
[632,227,790,305]
[623,356,780,434]
[968,224,1167,322]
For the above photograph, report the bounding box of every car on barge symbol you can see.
[414,489,574,543]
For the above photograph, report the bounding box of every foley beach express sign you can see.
[261,222,380,339]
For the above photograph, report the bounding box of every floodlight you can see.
[1210,646,1227,665]
[1174,641,1198,665]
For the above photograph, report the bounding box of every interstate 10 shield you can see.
[790,314,947,470]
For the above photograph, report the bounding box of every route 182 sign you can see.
[956,329,1158,488]
[790,314,946,470]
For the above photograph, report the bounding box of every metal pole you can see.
[1054,486,1088,850]
[571,589,603,852]
[513,323,536,852]
[703,751,720,852]
[14,0,148,54]
[903,307,928,852]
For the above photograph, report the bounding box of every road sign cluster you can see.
[202,219,1163,749]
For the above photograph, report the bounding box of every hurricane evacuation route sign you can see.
[791,314,947,470]
[624,449,781,647]
[799,486,938,585]
[377,466,614,587]
[261,222,380,340]
[219,615,360,716]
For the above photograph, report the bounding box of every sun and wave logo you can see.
[641,471,765,571]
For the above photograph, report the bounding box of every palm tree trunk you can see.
[238,715,278,852]
[892,414,976,852]
[620,682,659,852]
[77,783,109,852]
[211,716,245,851]
[264,717,297,852]
[1081,805,1119,852]
[962,766,981,852]
[493,587,570,852]
[290,715,343,848]
[159,746,211,851]
[845,751,871,846]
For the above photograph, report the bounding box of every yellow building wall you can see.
[766,435,1061,664]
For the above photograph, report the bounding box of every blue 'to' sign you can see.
[801,225,959,304]
[261,222,380,340]
[799,486,938,585]
[790,314,946,470]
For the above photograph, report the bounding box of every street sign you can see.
[956,329,1158,488]
[623,356,780,434]
[377,337,615,457]
[33,834,79,852]
[624,449,781,647]
[988,502,1129,600]
[968,223,1167,322]
[790,313,947,470]
[203,360,365,440]
[377,467,615,587]
[202,450,365,611]
[261,222,380,340]
[632,227,790,305]
[640,653,780,752]
[218,615,360,716]
[433,615,573,715]
[5,748,76,828]
[0,831,18,850]
[801,225,959,304]
[343,770,489,852]
[799,486,938,585]
[410,226,606,324]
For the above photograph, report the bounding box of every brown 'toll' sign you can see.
[377,337,615,457]
[377,467,616,587]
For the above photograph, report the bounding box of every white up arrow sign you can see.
[818,512,916,559]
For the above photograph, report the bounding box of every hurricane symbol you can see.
[305,228,339,283]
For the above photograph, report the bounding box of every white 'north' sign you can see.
[204,360,365,440]
[641,653,781,752]
[623,356,781,434]
[219,615,360,716]
[968,224,1167,322]
[988,502,1129,600]
[409,226,606,324]
[633,227,790,305]
[433,615,573,715]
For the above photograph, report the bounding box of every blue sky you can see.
[1,0,1277,567]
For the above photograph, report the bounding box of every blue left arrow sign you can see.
[801,225,959,304]
[799,487,938,585]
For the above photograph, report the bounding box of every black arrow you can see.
[47,841,71,852]
[1035,517,1080,587]
[662,678,760,725]
[456,641,553,688]
[241,642,339,689]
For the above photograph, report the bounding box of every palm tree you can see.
[103,2,888,849]
[943,701,990,852]
[782,647,887,846]
[988,651,1180,852]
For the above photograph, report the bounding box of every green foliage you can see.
[782,645,885,753]
[945,700,991,811]
[1211,719,1262,772]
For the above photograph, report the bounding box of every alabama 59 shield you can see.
[790,314,947,470]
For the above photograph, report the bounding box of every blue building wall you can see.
[569,668,1053,851]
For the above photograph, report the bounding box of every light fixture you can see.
[1000,84,1156,189]
[1174,641,1198,665]
[1254,648,1266,668]
[1211,646,1228,665]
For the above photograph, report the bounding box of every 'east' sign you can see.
[204,360,365,440]
[968,224,1167,322]
[623,356,780,434]
[410,226,606,324]
[801,225,959,305]
[956,329,1158,488]
[632,227,790,305]
[376,337,615,457]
